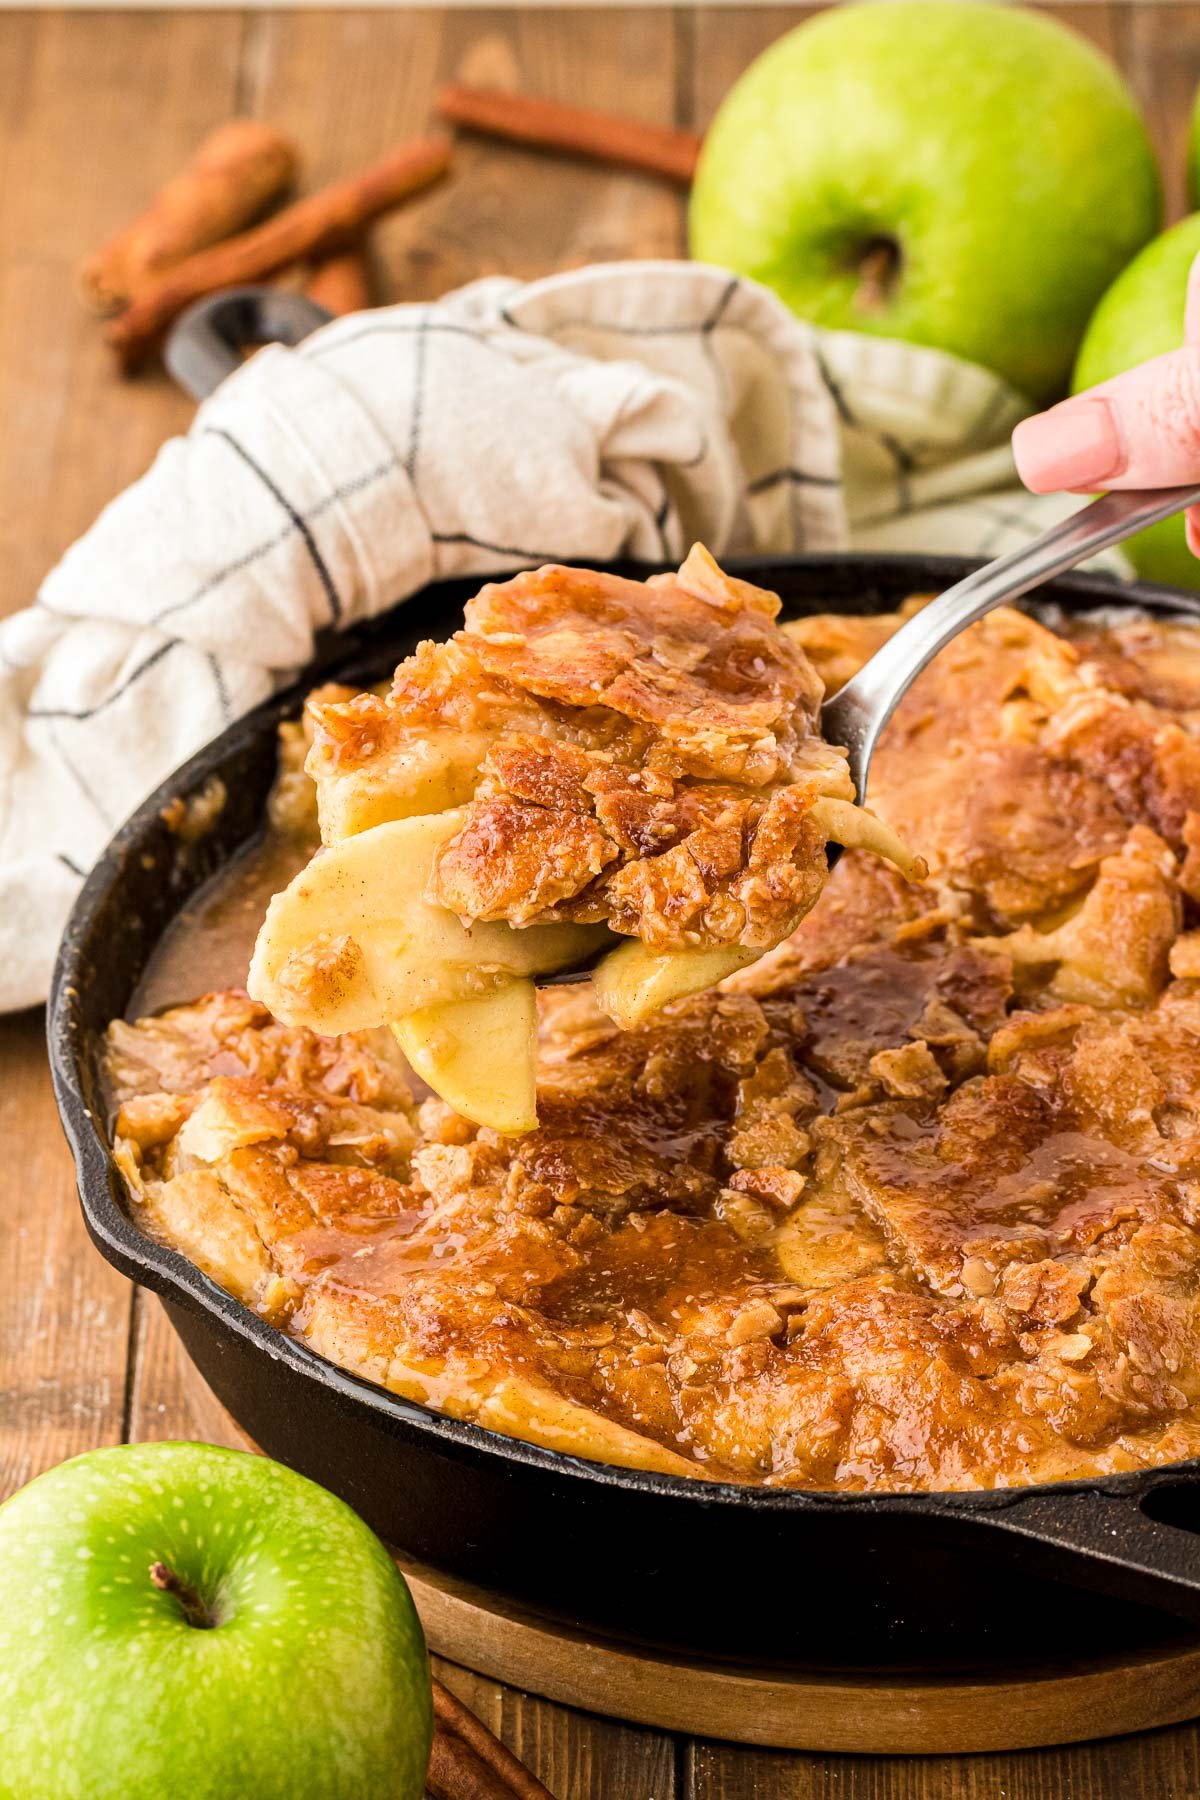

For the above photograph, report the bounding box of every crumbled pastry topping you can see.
[160,776,228,845]
[306,553,897,954]
[1171,930,1200,980]
[107,601,1200,1493]
[274,930,364,1008]
[268,683,357,839]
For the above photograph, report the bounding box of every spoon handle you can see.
[821,482,1200,802]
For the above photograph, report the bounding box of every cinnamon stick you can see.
[106,138,451,372]
[81,119,298,317]
[436,84,701,186]
[304,242,373,316]
[428,1679,554,1800]
[428,1730,524,1800]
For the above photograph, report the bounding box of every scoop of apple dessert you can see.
[249,547,919,1131]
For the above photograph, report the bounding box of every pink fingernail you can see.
[1012,397,1125,493]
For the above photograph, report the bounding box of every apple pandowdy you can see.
[247,548,918,1131]
[108,600,1200,1493]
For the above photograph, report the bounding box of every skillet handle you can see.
[164,287,333,401]
[964,1483,1200,1627]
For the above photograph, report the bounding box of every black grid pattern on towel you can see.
[204,427,343,628]
[21,277,862,886]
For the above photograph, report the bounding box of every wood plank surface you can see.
[2,9,1199,1799]
[686,1733,1200,1800]
[0,11,240,605]
[0,11,244,1499]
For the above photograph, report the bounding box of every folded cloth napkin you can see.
[1,259,1126,1012]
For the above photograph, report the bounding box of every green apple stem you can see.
[854,236,902,311]
[149,1560,215,1630]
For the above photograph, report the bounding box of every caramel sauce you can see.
[131,832,309,1020]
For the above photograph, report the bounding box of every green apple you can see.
[1190,84,1200,209]
[0,1442,432,1800]
[689,0,1161,403]
[1073,212,1200,590]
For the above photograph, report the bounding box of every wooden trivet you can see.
[396,1553,1200,1755]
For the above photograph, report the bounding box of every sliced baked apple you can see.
[808,798,926,882]
[248,812,606,1036]
[393,980,538,1135]
[315,727,493,845]
[591,940,760,1031]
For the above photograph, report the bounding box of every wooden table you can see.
[4,7,1200,1795]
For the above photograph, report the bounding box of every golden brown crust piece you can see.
[108,601,1200,1492]
[860,603,1200,926]
[308,551,865,952]
[433,735,830,949]
[459,557,822,781]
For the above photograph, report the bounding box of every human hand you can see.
[1013,251,1200,557]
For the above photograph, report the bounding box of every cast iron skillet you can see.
[48,535,1200,1672]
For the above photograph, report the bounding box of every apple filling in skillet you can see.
[107,587,1200,1492]
[246,548,918,1131]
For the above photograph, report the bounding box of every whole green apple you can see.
[0,1442,432,1800]
[689,0,1161,403]
[1073,212,1200,591]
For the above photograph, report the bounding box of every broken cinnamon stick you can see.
[428,1680,554,1800]
[81,119,298,317]
[436,84,701,186]
[106,137,451,372]
[304,242,373,316]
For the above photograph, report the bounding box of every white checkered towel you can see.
[0,259,1125,1011]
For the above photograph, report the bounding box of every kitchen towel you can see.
[0,259,1125,1011]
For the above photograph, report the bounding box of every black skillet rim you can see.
[47,548,1200,1529]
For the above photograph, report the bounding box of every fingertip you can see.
[1012,419,1056,493]
[1012,398,1124,495]
[1186,506,1200,560]
[1187,255,1200,346]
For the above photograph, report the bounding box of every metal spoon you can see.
[541,482,1200,986]
[822,482,1200,805]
